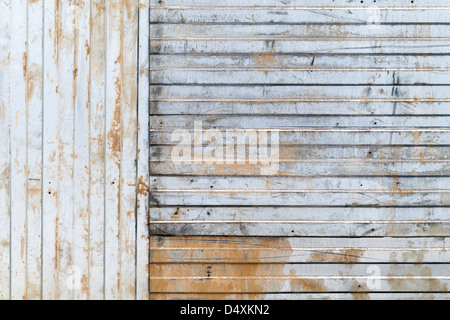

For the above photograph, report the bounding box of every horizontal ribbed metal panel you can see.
[150,0,450,300]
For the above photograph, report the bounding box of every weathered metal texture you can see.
[150,0,450,299]
[0,0,150,300]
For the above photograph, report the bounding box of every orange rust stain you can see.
[150,237,293,300]
[107,77,122,154]
[54,216,60,271]
[124,0,137,19]
[386,251,448,293]
[254,54,276,68]
[20,236,25,260]
[22,51,28,79]
[91,133,104,145]
[137,176,149,197]
[289,270,328,293]
[392,176,402,193]
[25,63,42,104]
[419,152,424,163]
[212,163,257,175]
[73,68,78,82]
[388,265,448,293]
[85,41,90,61]
[81,274,88,296]
[350,281,371,300]
[49,150,57,163]
[54,0,61,67]
[392,176,413,194]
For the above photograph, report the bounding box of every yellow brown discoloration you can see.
[350,281,371,300]
[107,77,122,154]
[137,176,149,197]
[387,251,448,292]
[289,275,328,293]
[150,237,293,299]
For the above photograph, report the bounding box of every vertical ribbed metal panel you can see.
[150,0,450,299]
[0,0,150,300]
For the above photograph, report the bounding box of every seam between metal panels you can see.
[7,0,11,301]
[149,37,450,41]
[135,0,139,300]
[148,0,152,299]
[150,68,450,71]
[150,6,450,10]
[87,0,92,301]
[150,248,450,251]
[153,189,450,193]
[153,276,450,280]
[40,0,45,301]
[149,99,450,102]
[151,220,450,224]
[25,0,29,300]
[103,0,108,301]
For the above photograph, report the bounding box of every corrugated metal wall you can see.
[149,0,450,299]
[0,0,150,300]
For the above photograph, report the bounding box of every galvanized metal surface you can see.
[0,0,150,300]
[150,0,450,299]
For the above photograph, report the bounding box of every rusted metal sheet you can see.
[149,0,450,300]
[0,0,149,300]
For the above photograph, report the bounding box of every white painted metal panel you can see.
[0,0,149,300]
[0,0,11,301]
